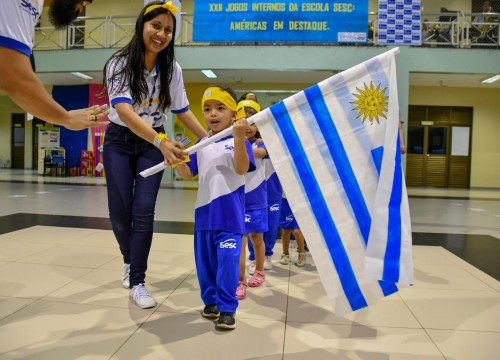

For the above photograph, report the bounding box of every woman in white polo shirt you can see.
[101,1,207,309]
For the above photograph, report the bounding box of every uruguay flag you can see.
[251,48,414,316]
[140,48,414,316]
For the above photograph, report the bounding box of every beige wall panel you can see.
[410,86,500,188]
[85,0,143,17]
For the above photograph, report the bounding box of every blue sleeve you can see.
[186,138,203,176]
[171,105,189,114]
[0,36,31,56]
[246,139,256,172]
[187,152,198,176]
[110,97,132,107]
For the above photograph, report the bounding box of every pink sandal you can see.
[236,281,247,300]
[248,270,266,287]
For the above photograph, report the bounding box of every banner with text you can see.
[378,0,421,45]
[193,1,368,43]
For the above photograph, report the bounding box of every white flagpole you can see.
[139,116,258,178]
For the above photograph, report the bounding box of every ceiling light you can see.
[481,75,500,84]
[71,72,93,80]
[201,70,217,79]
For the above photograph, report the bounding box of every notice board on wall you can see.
[193,0,368,43]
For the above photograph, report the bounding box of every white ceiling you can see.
[37,70,500,88]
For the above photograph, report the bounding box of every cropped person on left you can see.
[101,1,207,309]
[0,0,110,130]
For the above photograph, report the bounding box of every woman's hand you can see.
[67,104,110,130]
[160,138,188,166]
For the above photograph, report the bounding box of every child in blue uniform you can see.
[236,100,268,300]
[175,86,255,330]
[247,135,283,272]
[279,193,307,267]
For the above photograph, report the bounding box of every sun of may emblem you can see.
[350,81,389,124]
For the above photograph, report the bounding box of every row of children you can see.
[175,87,307,330]
[235,93,307,302]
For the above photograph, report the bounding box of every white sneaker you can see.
[264,256,273,270]
[247,260,256,275]
[122,263,130,289]
[130,284,156,309]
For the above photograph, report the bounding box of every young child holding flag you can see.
[236,99,268,300]
[175,86,255,330]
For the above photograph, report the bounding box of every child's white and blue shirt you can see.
[264,154,282,205]
[187,135,256,234]
[106,58,189,128]
[244,139,268,210]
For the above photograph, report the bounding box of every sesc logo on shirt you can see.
[219,239,237,249]
[21,0,40,19]
[269,203,280,211]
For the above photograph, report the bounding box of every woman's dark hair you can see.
[101,1,176,112]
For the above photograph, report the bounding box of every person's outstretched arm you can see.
[0,47,108,130]
[232,119,250,175]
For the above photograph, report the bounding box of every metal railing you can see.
[33,12,499,51]
[34,16,136,50]
[419,12,500,48]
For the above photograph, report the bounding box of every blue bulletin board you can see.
[193,0,368,43]
[378,0,421,45]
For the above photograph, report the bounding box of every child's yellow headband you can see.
[237,99,261,114]
[202,87,237,112]
[144,1,178,16]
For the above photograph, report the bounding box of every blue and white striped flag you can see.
[252,48,414,316]
[139,48,414,316]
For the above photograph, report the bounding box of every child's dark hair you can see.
[237,92,258,103]
[100,1,176,111]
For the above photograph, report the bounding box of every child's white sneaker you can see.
[264,256,273,270]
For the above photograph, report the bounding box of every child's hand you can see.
[232,118,249,139]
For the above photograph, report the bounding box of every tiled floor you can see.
[0,169,499,359]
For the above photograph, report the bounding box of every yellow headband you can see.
[144,1,178,16]
[202,87,237,112]
[237,99,261,114]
